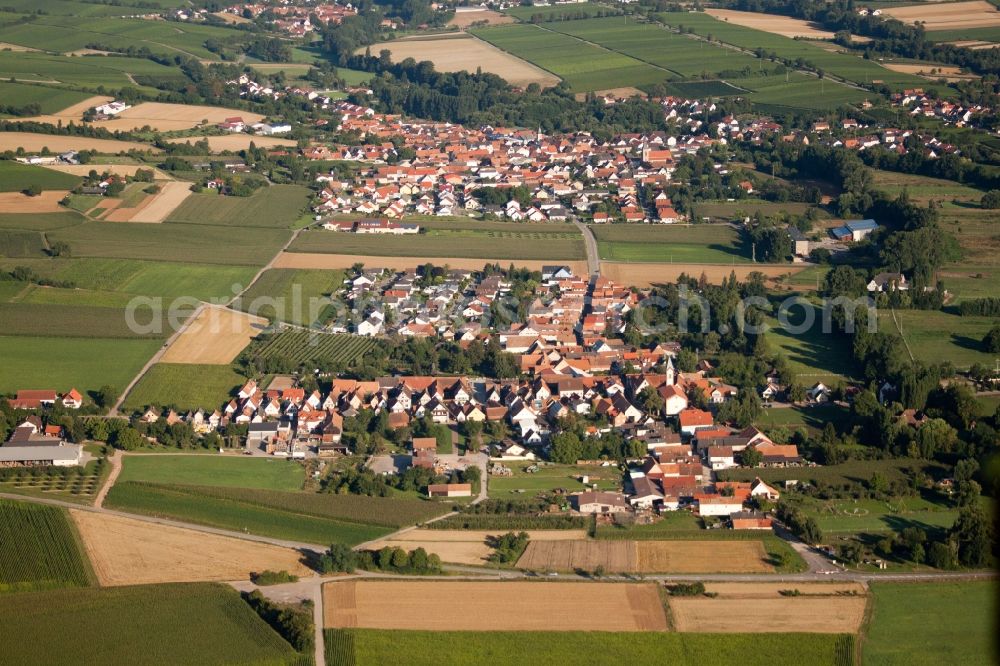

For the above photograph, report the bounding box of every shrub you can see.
[250,570,299,586]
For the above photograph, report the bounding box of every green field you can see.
[789,494,964,535]
[926,26,1000,42]
[0,16,248,59]
[328,630,855,665]
[290,226,585,260]
[239,268,345,325]
[0,457,109,504]
[765,305,857,383]
[0,499,94,593]
[117,455,306,491]
[592,223,749,263]
[0,301,166,338]
[0,81,92,114]
[0,0,188,17]
[0,583,306,665]
[731,72,870,111]
[503,2,616,21]
[0,211,84,230]
[166,186,312,229]
[150,484,451,528]
[49,222,292,266]
[105,481,392,545]
[471,23,667,92]
[718,458,947,488]
[0,335,161,395]
[122,363,246,412]
[0,161,80,192]
[880,309,999,370]
[655,12,924,91]
[488,462,622,499]
[863,581,995,665]
[872,170,983,204]
[0,228,45,256]
[0,51,182,89]
[756,404,851,432]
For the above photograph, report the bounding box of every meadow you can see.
[48,221,292,266]
[755,403,851,433]
[879,309,999,370]
[502,2,615,21]
[0,161,80,191]
[926,26,1000,42]
[0,583,306,665]
[0,228,45,256]
[718,458,948,488]
[117,455,306,491]
[591,223,749,263]
[788,494,964,535]
[0,81,92,114]
[166,185,312,229]
[238,268,345,325]
[0,302,167,338]
[871,170,983,204]
[0,499,94,593]
[488,462,622,499]
[105,481,392,545]
[764,306,857,383]
[0,211,84,230]
[0,335,161,395]
[122,363,246,412]
[328,630,855,665]
[0,0,189,17]
[471,23,667,92]
[290,227,585,260]
[863,581,995,665]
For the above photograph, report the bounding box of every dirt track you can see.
[160,306,268,364]
[70,509,312,586]
[362,34,559,88]
[273,251,588,274]
[0,190,69,212]
[324,580,668,631]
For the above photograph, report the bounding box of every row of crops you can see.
[0,500,94,593]
[255,330,377,366]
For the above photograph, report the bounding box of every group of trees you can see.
[240,590,313,654]
[549,416,646,463]
[319,543,443,575]
[486,531,530,564]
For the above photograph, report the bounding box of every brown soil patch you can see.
[91,102,265,133]
[104,195,154,222]
[518,539,773,573]
[70,509,311,586]
[212,11,251,24]
[273,251,588,274]
[0,190,68,213]
[128,181,193,223]
[705,9,837,38]
[165,134,298,152]
[602,261,804,287]
[0,42,41,51]
[0,132,154,154]
[670,582,867,633]
[323,580,668,631]
[362,34,559,88]
[883,0,1000,29]
[370,529,586,565]
[161,306,268,364]
[448,9,515,29]
[93,196,123,219]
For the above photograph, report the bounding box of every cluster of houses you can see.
[1,393,83,467]
[221,1,357,35]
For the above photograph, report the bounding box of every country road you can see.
[573,219,601,277]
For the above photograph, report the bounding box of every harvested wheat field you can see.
[165,134,298,152]
[883,62,977,81]
[324,580,668,631]
[212,11,251,24]
[637,540,772,573]
[669,582,867,633]
[127,181,193,223]
[518,539,772,573]
[273,251,588,274]
[705,9,837,38]
[70,509,312,586]
[0,132,155,154]
[449,8,514,28]
[882,1,1000,29]
[603,261,803,288]
[0,190,68,212]
[161,306,268,364]
[362,34,559,88]
[371,529,587,566]
[43,164,173,180]
[92,102,265,132]
[20,95,112,125]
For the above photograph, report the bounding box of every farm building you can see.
[788,226,810,257]
[831,219,878,242]
[2,426,82,467]
[427,483,472,498]
[695,494,744,517]
[730,511,773,530]
[574,491,629,514]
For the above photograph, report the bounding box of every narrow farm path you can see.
[93,449,122,508]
